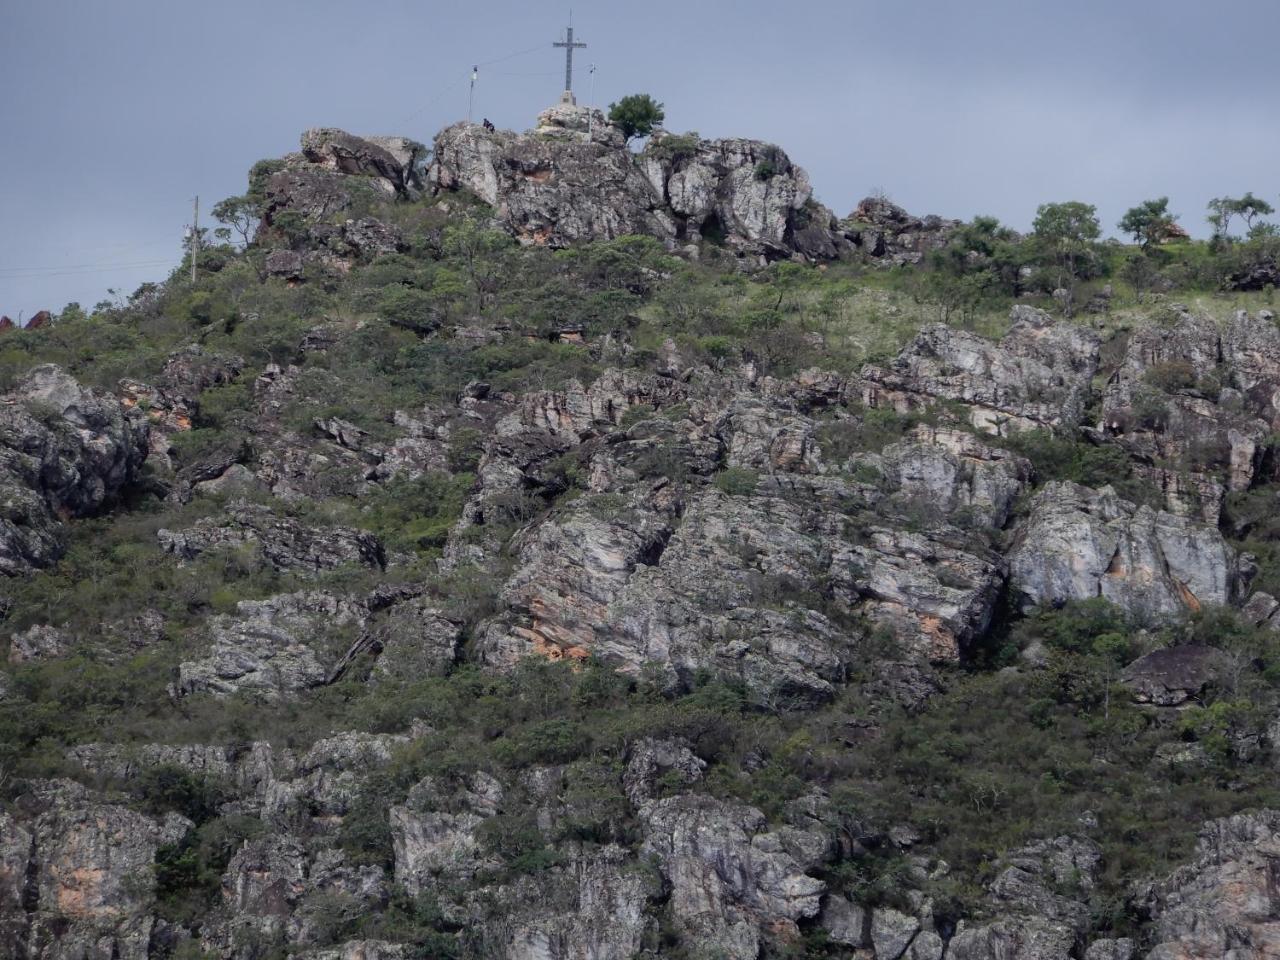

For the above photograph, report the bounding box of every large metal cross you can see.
[553,25,586,94]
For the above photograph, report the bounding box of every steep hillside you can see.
[3,108,1280,960]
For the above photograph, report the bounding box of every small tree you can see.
[1118,197,1179,248]
[608,94,665,142]
[1234,192,1275,232]
[1207,193,1275,241]
[1207,197,1236,240]
[1032,201,1101,291]
[212,195,259,248]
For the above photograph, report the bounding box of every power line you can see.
[396,41,551,127]
[0,259,176,281]
[476,42,547,68]
[0,257,177,273]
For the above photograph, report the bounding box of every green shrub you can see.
[1143,360,1197,393]
[377,287,442,335]
[714,467,760,496]
[135,765,226,824]
[1004,430,1160,505]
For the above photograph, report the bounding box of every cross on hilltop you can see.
[553,21,586,102]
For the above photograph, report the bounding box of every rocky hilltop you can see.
[3,106,1280,960]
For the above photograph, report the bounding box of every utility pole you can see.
[190,195,199,284]
[588,63,596,139]
[468,65,478,123]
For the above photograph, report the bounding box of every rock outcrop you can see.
[428,115,844,262]
[842,196,961,265]
[157,502,385,574]
[1142,810,1280,959]
[0,365,149,577]
[174,591,367,700]
[5,780,191,960]
[1098,309,1280,523]
[639,794,826,960]
[859,306,1101,435]
[1008,481,1241,621]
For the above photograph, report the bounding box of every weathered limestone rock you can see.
[466,845,658,960]
[174,591,367,699]
[1083,940,1133,960]
[1098,311,1269,522]
[6,624,73,664]
[818,894,869,947]
[533,102,623,146]
[868,425,1032,527]
[842,196,960,265]
[720,400,823,474]
[829,524,1006,662]
[510,369,687,441]
[941,834,1102,960]
[298,941,410,960]
[598,488,852,703]
[265,248,305,280]
[0,811,33,950]
[946,918,1077,960]
[368,599,462,682]
[158,503,385,574]
[391,772,504,893]
[261,731,409,822]
[430,121,674,247]
[639,794,826,960]
[215,835,388,949]
[987,835,1101,929]
[1142,810,1280,959]
[430,116,842,260]
[871,907,921,960]
[0,365,149,576]
[223,835,308,918]
[479,482,681,666]
[1008,481,1239,622]
[14,780,191,960]
[300,128,424,196]
[1222,309,1280,430]
[641,134,841,260]
[859,306,1100,434]
[622,738,706,805]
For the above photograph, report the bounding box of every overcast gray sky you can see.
[2,0,1277,317]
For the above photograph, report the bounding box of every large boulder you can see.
[1122,645,1227,707]
[429,121,676,247]
[1008,481,1240,622]
[640,134,842,260]
[300,128,424,196]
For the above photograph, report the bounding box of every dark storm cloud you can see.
[1,0,1276,315]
